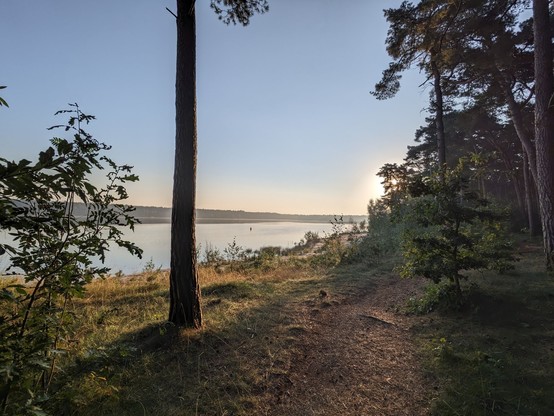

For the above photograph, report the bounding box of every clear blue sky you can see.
[1,0,428,215]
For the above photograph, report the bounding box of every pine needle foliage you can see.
[399,160,516,303]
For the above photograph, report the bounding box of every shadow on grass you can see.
[467,290,539,328]
[417,251,554,415]
[47,261,385,416]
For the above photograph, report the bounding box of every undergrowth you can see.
[414,239,554,415]
[6,231,553,415]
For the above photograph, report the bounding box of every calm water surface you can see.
[1,222,336,275]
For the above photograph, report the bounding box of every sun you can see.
[368,173,385,201]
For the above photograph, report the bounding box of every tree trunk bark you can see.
[431,58,447,174]
[169,0,202,327]
[502,80,538,185]
[511,173,524,218]
[523,147,541,235]
[533,0,554,269]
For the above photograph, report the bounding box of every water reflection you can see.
[106,222,336,274]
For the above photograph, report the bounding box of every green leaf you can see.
[83,182,97,195]
[13,285,28,296]
[38,147,55,165]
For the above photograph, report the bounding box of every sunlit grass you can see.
[47,257,333,415]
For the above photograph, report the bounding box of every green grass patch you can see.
[415,239,554,415]
[44,257,370,415]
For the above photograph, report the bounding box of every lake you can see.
[0,222,337,275]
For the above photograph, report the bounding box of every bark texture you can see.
[431,58,446,172]
[169,0,202,327]
[533,0,554,269]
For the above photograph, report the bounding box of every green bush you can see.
[251,246,282,270]
[202,243,225,266]
[399,162,516,304]
[224,237,244,262]
[0,105,142,414]
[354,199,404,266]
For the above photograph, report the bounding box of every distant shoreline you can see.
[138,217,343,225]
[62,203,366,225]
[133,207,366,225]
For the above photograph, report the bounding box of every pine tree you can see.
[169,0,268,327]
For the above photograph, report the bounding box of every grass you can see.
[46,257,341,415]
[413,238,554,415]
[8,234,554,415]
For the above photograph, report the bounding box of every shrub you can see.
[366,199,401,255]
[252,246,282,270]
[303,231,320,245]
[0,105,142,414]
[224,237,244,263]
[399,162,516,304]
[405,281,468,314]
[202,243,225,266]
[311,216,360,266]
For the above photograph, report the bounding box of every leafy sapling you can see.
[0,104,142,415]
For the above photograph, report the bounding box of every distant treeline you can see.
[13,202,366,224]
[132,206,366,224]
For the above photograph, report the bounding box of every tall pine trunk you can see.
[431,57,446,174]
[533,0,554,269]
[169,0,202,327]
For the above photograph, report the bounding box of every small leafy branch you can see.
[0,104,142,414]
[224,237,243,263]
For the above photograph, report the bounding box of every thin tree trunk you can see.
[487,135,525,216]
[511,174,524,217]
[431,58,447,174]
[523,147,540,235]
[477,178,483,196]
[169,0,202,327]
[491,44,539,187]
[502,80,538,185]
[533,0,554,269]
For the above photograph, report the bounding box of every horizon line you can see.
[131,205,367,217]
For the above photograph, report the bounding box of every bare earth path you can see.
[261,275,432,415]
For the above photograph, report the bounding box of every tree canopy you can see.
[373,0,554,277]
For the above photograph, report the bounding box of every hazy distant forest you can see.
[1,0,554,415]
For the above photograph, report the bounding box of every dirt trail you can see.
[262,276,431,415]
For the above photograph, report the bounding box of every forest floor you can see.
[35,236,554,415]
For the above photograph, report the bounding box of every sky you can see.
[0,0,429,215]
